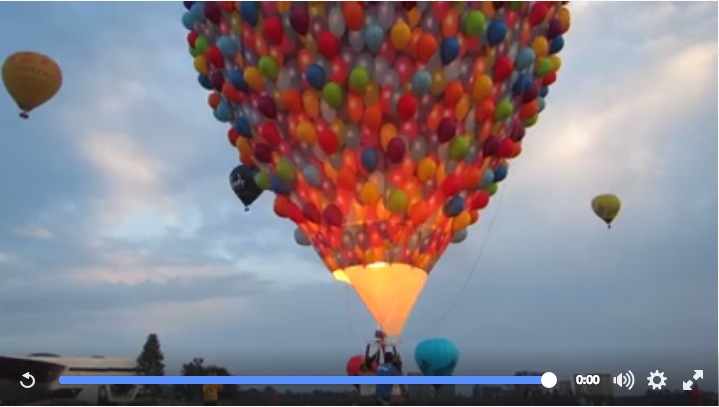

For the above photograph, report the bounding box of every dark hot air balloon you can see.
[230,164,263,211]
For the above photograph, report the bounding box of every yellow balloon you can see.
[2,52,62,118]
[194,55,208,75]
[532,37,549,58]
[591,194,621,228]
[364,83,380,105]
[557,7,571,32]
[380,123,398,151]
[455,94,471,120]
[302,90,320,117]
[360,182,381,204]
[452,211,471,231]
[549,55,562,72]
[296,121,317,144]
[243,67,264,91]
[417,157,438,182]
[390,21,412,50]
[472,74,493,102]
[431,70,446,97]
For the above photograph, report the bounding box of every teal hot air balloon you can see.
[414,338,459,390]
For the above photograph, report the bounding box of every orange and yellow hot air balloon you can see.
[2,51,62,119]
[182,1,571,339]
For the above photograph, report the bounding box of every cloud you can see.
[11,224,54,240]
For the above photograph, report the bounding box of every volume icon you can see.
[613,370,635,390]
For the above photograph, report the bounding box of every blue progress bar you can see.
[59,376,543,386]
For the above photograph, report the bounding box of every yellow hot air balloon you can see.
[2,51,62,119]
[591,194,621,228]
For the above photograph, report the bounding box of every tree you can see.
[136,333,165,399]
[173,358,239,402]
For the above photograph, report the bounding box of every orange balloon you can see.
[441,9,459,37]
[282,89,303,114]
[363,104,382,132]
[443,81,464,108]
[347,94,364,123]
[207,92,221,109]
[415,34,437,64]
[521,100,538,120]
[297,49,314,72]
[475,99,495,123]
[343,2,365,31]
[2,51,62,118]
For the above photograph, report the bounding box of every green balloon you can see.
[258,56,279,81]
[487,183,498,196]
[254,171,271,190]
[189,46,201,57]
[509,1,523,10]
[536,57,553,78]
[276,159,296,183]
[349,67,370,93]
[194,36,208,54]
[323,82,344,109]
[524,114,539,128]
[449,135,470,160]
[464,11,486,37]
[387,189,408,213]
[494,98,514,122]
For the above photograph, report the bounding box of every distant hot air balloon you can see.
[184,2,571,338]
[591,193,621,228]
[2,51,62,119]
[415,338,459,390]
[230,164,263,211]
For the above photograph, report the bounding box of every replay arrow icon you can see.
[20,372,35,389]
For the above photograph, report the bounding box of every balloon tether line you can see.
[401,186,507,344]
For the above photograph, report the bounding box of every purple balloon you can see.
[547,18,563,40]
[289,9,309,35]
[437,117,458,143]
[509,125,526,142]
[210,71,225,90]
[204,2,222,25]
[522,84,539,103]
[483,135,501,156]
[257,95,277,119]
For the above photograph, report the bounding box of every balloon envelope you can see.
[591,193,621,228]
[186,2,571,337]
[2,51,62,118]
[414,338,459,377]
[230,164,263,209]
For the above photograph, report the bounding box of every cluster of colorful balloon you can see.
[183,1,570,337]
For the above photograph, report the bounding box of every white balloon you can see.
[328,7,346,37]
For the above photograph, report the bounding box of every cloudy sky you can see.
[0,1,716,394]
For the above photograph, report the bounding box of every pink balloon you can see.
[394,56,415,84]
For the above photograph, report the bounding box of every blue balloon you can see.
[271,175,291,195]
[213,102,232,122]
[234,116,252,138]
[241,2,260,26]
[183,1,194,10]
[227,69,248,92]
[364,24,385,53]
[440,38,460,64]
[493,164,508,183]
[550,36,565,54]
[216,36,237,58]
[480,168,494,189]
[198,74,213,90]
[411,70,432,95]
[414,338,459,377]
[443,196,465,218]
[361,148,379,172]
[486,20,507,47]
[539,86,549,98]
[305,64,326,90]
[514,47,535,71]
[181,12,195,30]
[538,97,546,112]
[512,74,533,97]
[189,2,204,21]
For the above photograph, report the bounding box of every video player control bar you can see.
[60,373,556,387]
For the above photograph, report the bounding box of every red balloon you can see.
[318,129,339,154]
[253,143,273,163]
[303,202,322,224]
[289,8,309,35]
[260,122,281,144]
[493,56,513,82]
[470,190,490,210]
[317,31,340,60]
[187,31,199,47]
[227,128,239,147]
[397,94,418,121]
[528,2,548,26]
[437,117,458,142]
[204,2,222,24]
[263,16,284,45]
[323,204,343,227]
[205,46,224,68]
[442,174,462,197]
[387,137,406,164]
[497,137,515,158]
[483,135,501,156]
[542,71,557,86]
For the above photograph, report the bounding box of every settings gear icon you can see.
[647,370,667,390]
